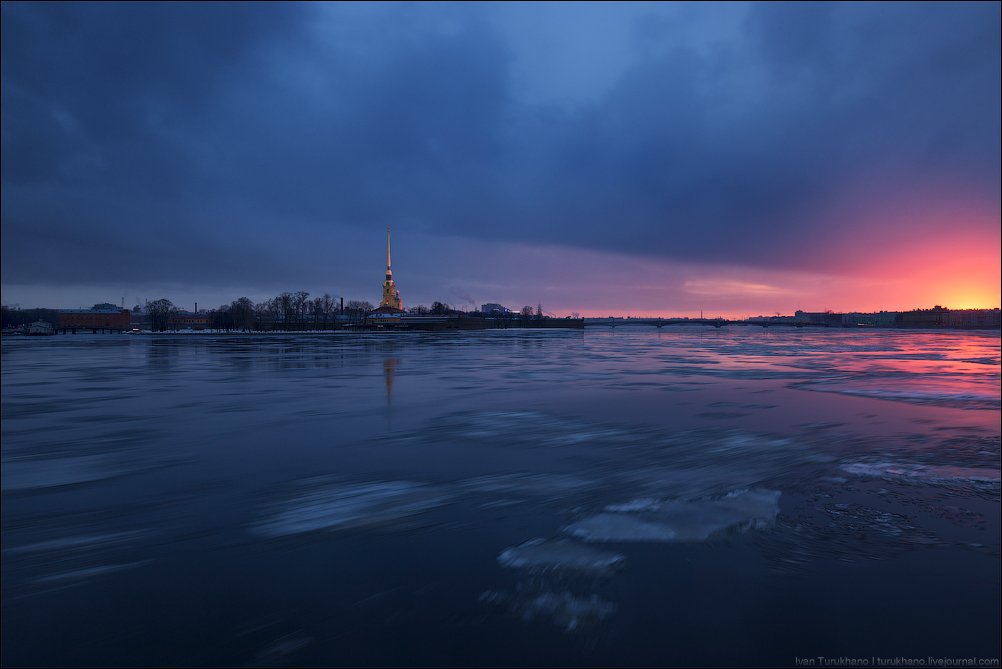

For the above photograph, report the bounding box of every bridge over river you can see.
[583,317,816,328]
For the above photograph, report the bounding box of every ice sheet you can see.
[564,488,781,542]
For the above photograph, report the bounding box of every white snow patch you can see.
[497,538,625,572]
[605,498,661,512]
[564,488,781,542]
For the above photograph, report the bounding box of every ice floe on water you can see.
[459,472,599,503]
[841,461,1001,488]
[480,590,616,632]
[7,530,146,554]
[1,453,155,492]
[564,489,781,543]
[32,560,151,585]
[410,410,639,449]
[448,425,821,504]
[640,430,820,468]
[251,479,450,538]
[610,432,819,499]
[3,522,153,598]
[403,409,825,499]
[497,538,624,573]
[794,378,1001,410]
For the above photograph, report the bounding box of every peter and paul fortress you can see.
[372,226,404,314]
[363,226,581,329]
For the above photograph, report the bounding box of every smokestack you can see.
[340,297,344,313]
[195,301,198,313]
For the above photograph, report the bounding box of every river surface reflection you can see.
[2,328,999,666]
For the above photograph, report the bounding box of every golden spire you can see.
[380,226,402,310]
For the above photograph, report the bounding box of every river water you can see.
[2,328,999,666]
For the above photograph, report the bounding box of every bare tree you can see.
[254,299,278,330]
[344,300,373,326]
[277,292,294,328]
[325,296,335,327]
[345,300,373,313]
[309,296,324,328]
[145,298,178,332]
[520,306,534,318]
[211,305,232,331]
[293,291,310,327]
[230,297,255,331]
[309,294,336,329]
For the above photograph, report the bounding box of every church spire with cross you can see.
[379,226,403,311]
[386,225,392,277]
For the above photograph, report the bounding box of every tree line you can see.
[0,306,59,329]
[130,293,550,332]
[2,294,551,333]
[138,293,372,332]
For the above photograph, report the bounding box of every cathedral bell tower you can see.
[380,226,403,311]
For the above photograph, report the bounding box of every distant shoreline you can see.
[3,325,999,340]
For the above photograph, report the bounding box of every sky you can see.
[2,1,999,317]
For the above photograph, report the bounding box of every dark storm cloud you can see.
[2,1,999,290]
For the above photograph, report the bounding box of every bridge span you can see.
[583,317,815,328]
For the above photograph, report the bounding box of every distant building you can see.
[174,310,211,330]
[945,309,1001,328]
[747,315,797,324]
[28,320,55,336]
[131,312,151,329]
[794,310,843,327]
[481,303,512,315]
[374,226,404,314]
[898,305,949,328]
[841,312,880,327]
[57,308,131,330]
[875,311,900,328]
[789,307,998,329]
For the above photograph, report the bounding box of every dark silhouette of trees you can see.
[292,291,310,326]
[230,297,255,331]
[1,306,59,329]
[7,289,576,334]
[346,300,373,313]
[309,293,337,329]
[210,297,256,331]
[211,304,232,331]
[343,300,373,326]
[277,292,294,326]
[256,298,280,328]
[145,298,178,332]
